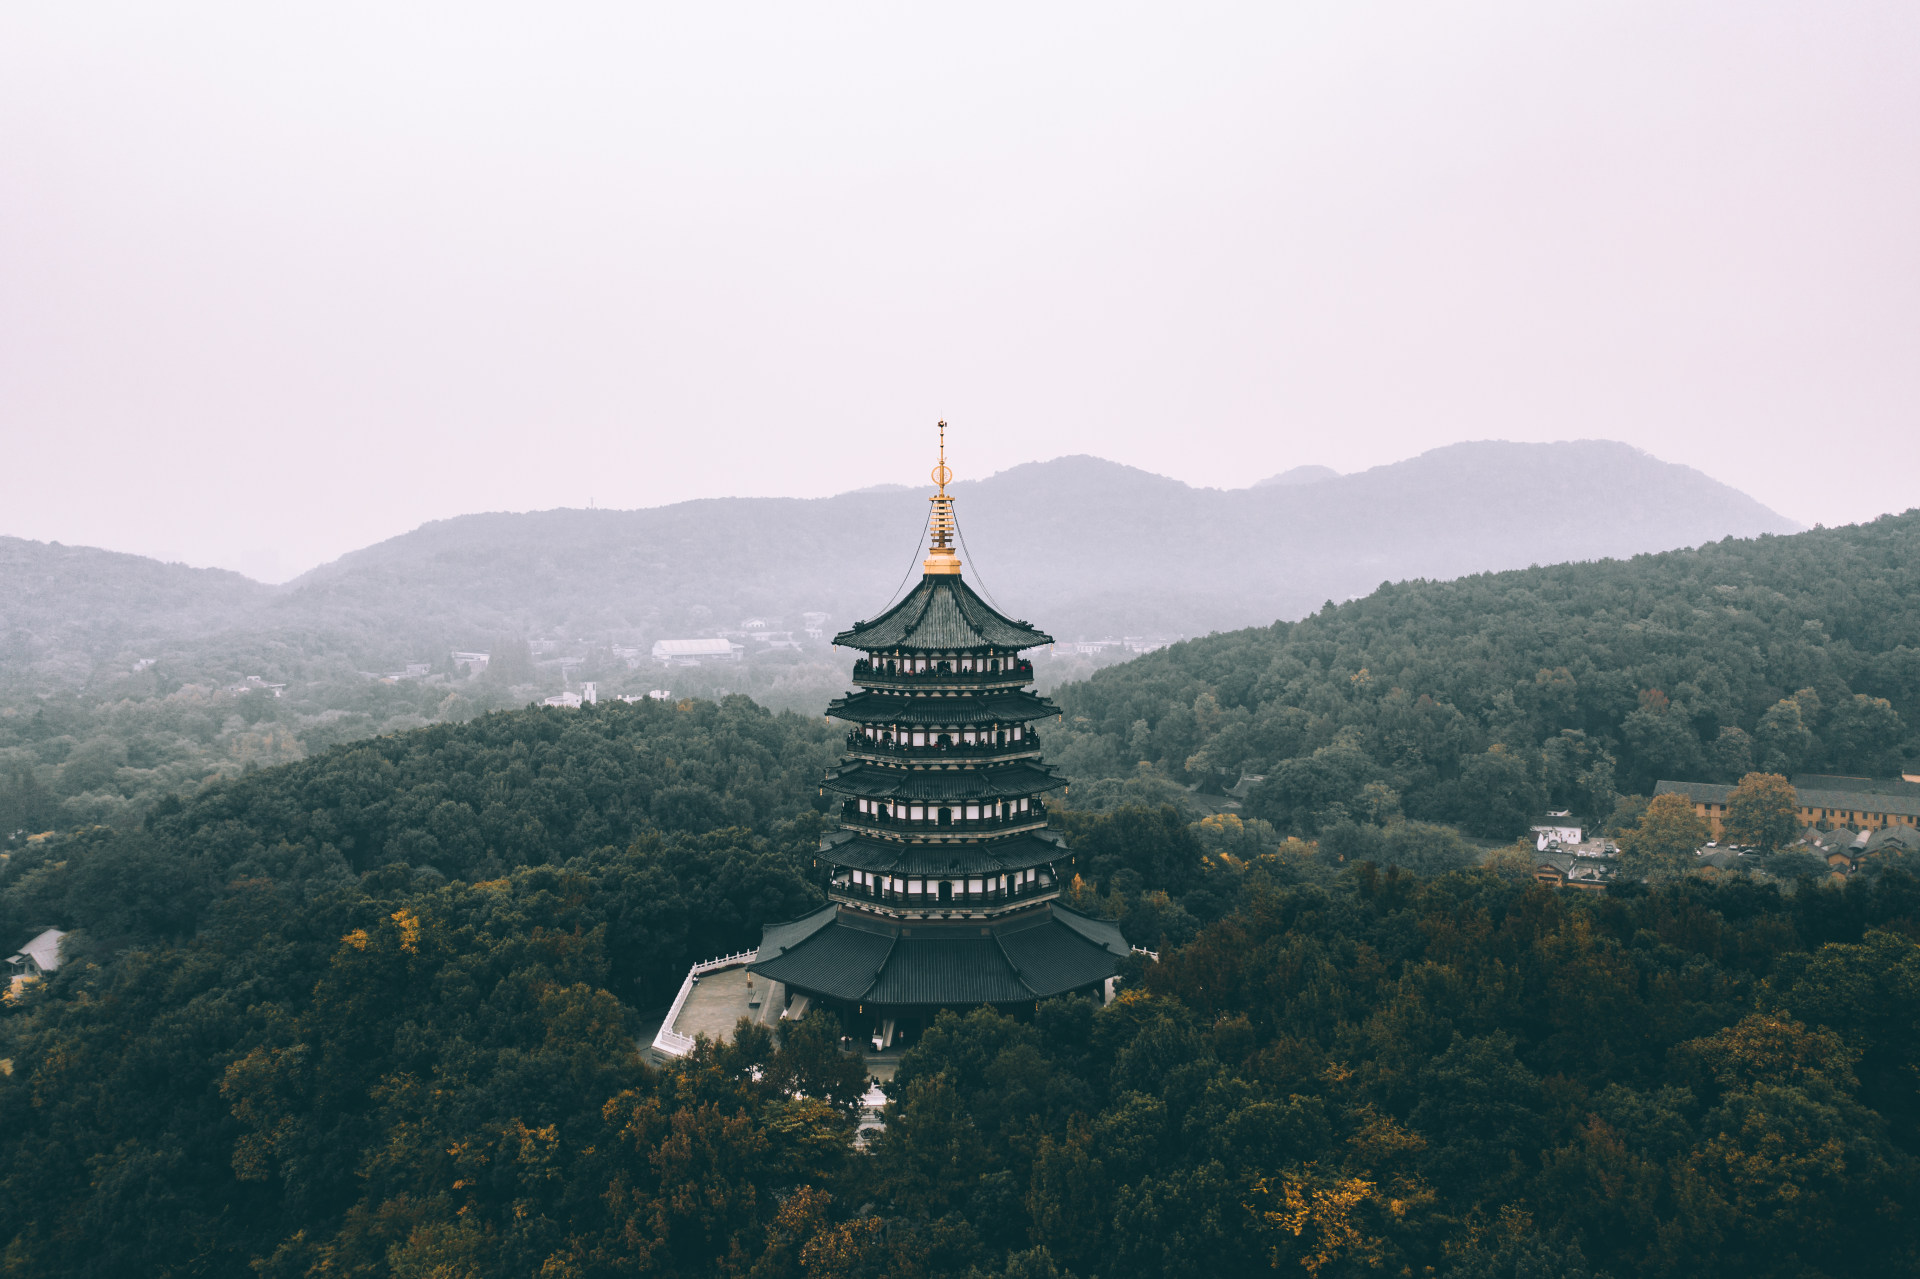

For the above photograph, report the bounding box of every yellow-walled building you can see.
[1654,774,1920,839]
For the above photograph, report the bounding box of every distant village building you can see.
[451,651,491,677]
[651,638,743,666]
[751,630,802,651]
[1052,636,1179,657]
[1789,821,1920,875]
[1531,812,1583,851]
[1532,840,1618,892]
[7,928,65,998]
[226,675,287,697]
[1222,773,1268,809]
[7,928,63,979]
[1657,774,1920,837]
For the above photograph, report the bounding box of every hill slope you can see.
[1048,508,1920,837]
[0,538,269,683]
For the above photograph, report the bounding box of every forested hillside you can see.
[2,695,1917,1276]
[1051,510,1920,838]
[0,443,1799,836]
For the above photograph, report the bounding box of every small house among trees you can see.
[5,927,64,994]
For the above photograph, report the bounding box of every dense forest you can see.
[7,512,1920,1274]
[1053,511,1920,839]
[1,693,1917,1275]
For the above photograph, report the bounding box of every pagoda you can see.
[750,426,1128,1051]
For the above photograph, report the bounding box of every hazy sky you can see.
[4,4,1916,582]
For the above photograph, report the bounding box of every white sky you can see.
[3,3,1916,582]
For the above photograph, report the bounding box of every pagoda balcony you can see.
[839,799,1049,833]
[827,873,1058,911]
[852,657,1034,687]
[843,730,1040,760]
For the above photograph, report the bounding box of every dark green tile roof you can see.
[751,910,896,1000]
[998,912,1127,996]
[819,829,1068,876]
[1792,773,1920,799]
[750,903,1122,1007]
[834,575,1052,653]
[866,937,1034,1004]
[1049,904,1132,958]
[757,903,840,957]
[826,688,1059,727]
[822,759,1063,801]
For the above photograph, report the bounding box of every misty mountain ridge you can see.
[1253,464,1342,488]
[1,440,1800,686]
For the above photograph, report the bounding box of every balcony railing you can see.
[839,798,1047,832]
[843,730,1039,759]
[852,658,1033,687]
[828,875,1057,909]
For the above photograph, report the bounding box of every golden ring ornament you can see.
[931,462,953,486]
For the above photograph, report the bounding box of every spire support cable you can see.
[877,507,933,612]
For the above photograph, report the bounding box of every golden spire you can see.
[923,420,962,575]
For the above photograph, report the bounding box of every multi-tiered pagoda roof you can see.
[751,430,1128,1043]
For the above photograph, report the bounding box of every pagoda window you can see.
[1012,726,1023,740]
[1019,797,1029,812]
[938,807,952,826]
[909,878,923,896]
[912,731,926,746]
[910,805,925,822]
[967,878,983,895]
[966,804,980,820]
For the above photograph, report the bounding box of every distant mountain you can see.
[0,440,1802,685]
[0,538,269,679]
[1254,464,1341,487]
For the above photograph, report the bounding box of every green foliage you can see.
[1,696,1918,1273]
[1724,772,1801,852]
[9,508,1920,1273]
[1050,514,1920,843]
[1620,792,1711,872]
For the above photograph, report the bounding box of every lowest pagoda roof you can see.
[834,574,1053,653]
[827,688,1059,726]
[820,828,1068,876]
[751,901,1126,1006]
